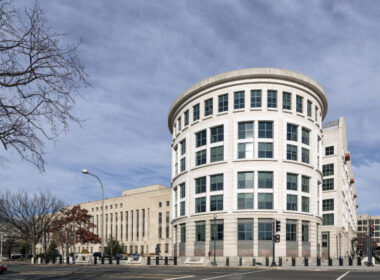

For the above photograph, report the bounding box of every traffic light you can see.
[370,224,374,236]
[275,220,281,232]
[275,234,280,243]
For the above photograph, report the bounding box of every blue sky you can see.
[2,0,379,215]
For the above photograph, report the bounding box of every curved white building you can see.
[168,68,328,260]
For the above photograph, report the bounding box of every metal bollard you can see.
[101,257,105,264]
[357,257,361,266]
[155,256,159,265]
[165,256,168,265]
[174,256,177,265]
[117,257,120,265]
[239,257,242,266]
[66,256,69,264]
[349,256,353,266]
[109,256,112,264]
[94,256,97,264]
[328,257,332,266]
[147,256,151,265]
[59,256,63,264]
[279,257,282,266]
[52,256,56,264]
[292,256,296,266]
[317,257,321,266]
[45,257,49,264]
[339,257,343,266]
[266,256,269,266]
[252,258,256,266]
[304,257,308,266]
[226,257,229,266]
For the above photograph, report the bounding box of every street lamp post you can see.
[0,233,3,259]
[82,169,105,258]
[212,214,217,266]
[72,224,77,264]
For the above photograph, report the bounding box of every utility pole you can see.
[271,219,276,266]
[368,218,373,266]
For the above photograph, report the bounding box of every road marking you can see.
[336,271,350,280]
[166,276,194,280]
[200,269,267,280]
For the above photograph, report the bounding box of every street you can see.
[1,264,380,280]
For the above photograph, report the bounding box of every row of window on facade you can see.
[173,90,321,135]
[91,201,170,213]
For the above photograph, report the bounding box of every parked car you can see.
[114,254,127,260]
[92,252,109,258]
[9,253,23,261]
[0,263,7,274]
[129,253,140,260]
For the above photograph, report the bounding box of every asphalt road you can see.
[1,264,379,280]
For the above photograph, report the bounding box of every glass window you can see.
[302,128,310,145]
[258,142,273,158]
[287,144,297,161]
[211,125,224,143]
[210,146,224,162]
[177,117,181,131]
[258,219,272,240]
[180,139,186,155]
[180,224,186,242]
[282,92,291,110]
[238,219,253,241]
[180,183,186,198]
[287,124,298,141]
[210,195,223,211]
[267,90,277,108]
[322,178,334,191]
[287,173,297,190]
[250,90,262,108]
[238,143,253,159]
[301,196,309,212]
[322,164,334,176]
[204,98,213,116]
[193,104,200,121]
[323,214,334,225]
[307,101,312,117]
[180,158,186,172]
[237,193,253,209]
[184,110,189,126]
[195,149,206,166]
[315,106,318,121]
[210,174,223,191]
[325,146,334,156]
[195,177,206,194]
[302,176,309,192]
[286,222,297,241]
[218,94,228,113]
[296,95,303,113]
[210,220,224,240]
[258,171,273,189]
[238,172,254,189]
[195,221,206,242]
[302,223,309,241]
[180,201,185,216]
[195,197,206,213]
[196,130,206,147]
[258,193,273,209]
[238,122,253,139]
[234,91,245,109]
[302,148,310,164]
[258,121,273,138]
[287,194,297,211]
[322,199,334,211]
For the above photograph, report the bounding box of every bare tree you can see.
[0,189,64,258]
[0,0,89,171]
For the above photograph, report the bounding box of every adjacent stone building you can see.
[357,214,380,248]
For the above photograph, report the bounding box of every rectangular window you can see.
[210,174,223,191]
[287,173,297,190]
[184,110,189,126]
[322,164,334,176]
[238,143,253,159]
[196,221,206,241]
[287,124,298,141]
[258,219,272,240]
[250,90,262,108]
[196,149,207,166]
[237,193,253,209]
[204,98,213,116]
[193,104,200,121]
[325,146,334,156]
[322,178,334,191]
[196,130,206,147]
[210,195,223,211]
[195,197,206,213]
[211,125,224,143]
[180,139,186,155]
[302,176,309,192]
[178,117,181,131]
[218,94,228,113]
[323,214,334,225]
[180,201,185,216]
[282,92,291,110]
[258,142,273,158]
[180,183,186,198]
[238,172,254,189]
[210,220,224,241]
[296,95,303,113]
[307,101,312,117]
[267,90,277,108]
[286,221,297,241]
[238,219,253,241]
[301,196,309,212]
[302,128,310,145]
[302,148,310,164]
[315,106,318,121]
[258,193,273,209]
[287,194,297,211]
[238,122,253,139]
[158,212,162,239]
[210,146,224,162]
[234,91,245,109]
[258,171,273,189]
[165,211,169,238]
[322,199,334,211]
[302,223,309,241]
[287,144,297,161]
[195,177,206,194]
[180,224,186,243]
[258,121,273,138]
[180,158,186,172]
